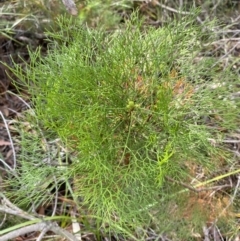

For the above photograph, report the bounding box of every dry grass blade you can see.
[0,111,16,171]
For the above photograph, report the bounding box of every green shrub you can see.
[9,15,238,236]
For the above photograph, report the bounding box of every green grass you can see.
[4,13,239,239]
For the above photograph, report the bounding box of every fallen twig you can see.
[0,222,49,241]
[0,193,79,241]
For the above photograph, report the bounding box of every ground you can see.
[0,0,239,240]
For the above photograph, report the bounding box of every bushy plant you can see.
[8,14,238,236]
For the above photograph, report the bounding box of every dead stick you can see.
[0,223,47,241]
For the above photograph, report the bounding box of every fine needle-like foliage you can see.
[6,14,239,238]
